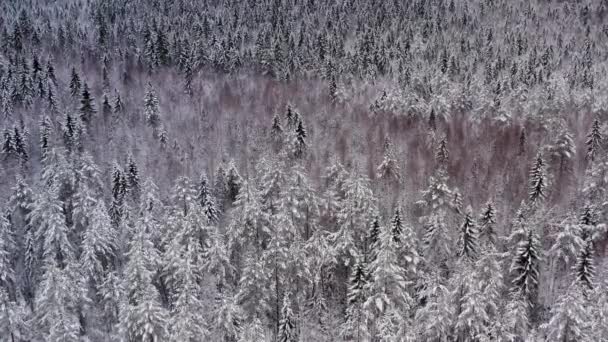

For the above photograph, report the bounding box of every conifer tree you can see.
[198,172,219,224]
[69,67,81,98]
[436,137,449,168]
[458,208,478,260]
[390,208,403,243]
[80,82,96,124]
[123,188,168,342]
[542,284,591,341]
[528,152,548,205]
[144,82,161,132]
[512,229,541,300]
[364,218,411,330]
[342,258,369,342]
[575,239,595,289]
[278,294,297,342]
[292,118,307,159]
[585,118,602,162]
[126,155,141,202]
[519,128,527,156]
[479,201,497,245]
[367,215,380,259]
[226,160,243,204]
[377,139,401,183]
[270,113,284,152]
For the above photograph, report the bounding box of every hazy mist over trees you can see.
[1,0,608,341]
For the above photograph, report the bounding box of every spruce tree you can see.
[512,229,541,299]
[270,113,284,152]
[226,161,243,203]
[575,239,595,289]
[144,82,161,131]
[69,67,81,98]
[39,115,52,161]
[80,82,95,124]
[198,173,219,224]
[391,208,403,243]
[436,137,449,168]
[292,118,307,159]
[377,139,401,183]
[2,128,13,157]
[278,294,296,342]
[585,118,602,162]
[342,258,369,342]
[458,209,478,260]
[126,155,141,202]
[528,152,548,205]
[479,201,496,245]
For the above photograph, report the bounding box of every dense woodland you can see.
[1,0,608,341]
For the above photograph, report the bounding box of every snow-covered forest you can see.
[1,0,608,341]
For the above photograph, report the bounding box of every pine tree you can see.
[585,118,602,162]
[80,82,96,124]
[458,208,478,260]
[69,67,81,98]
[528,152,548,205]
[278,294,297,342]
[575,239,595,289]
